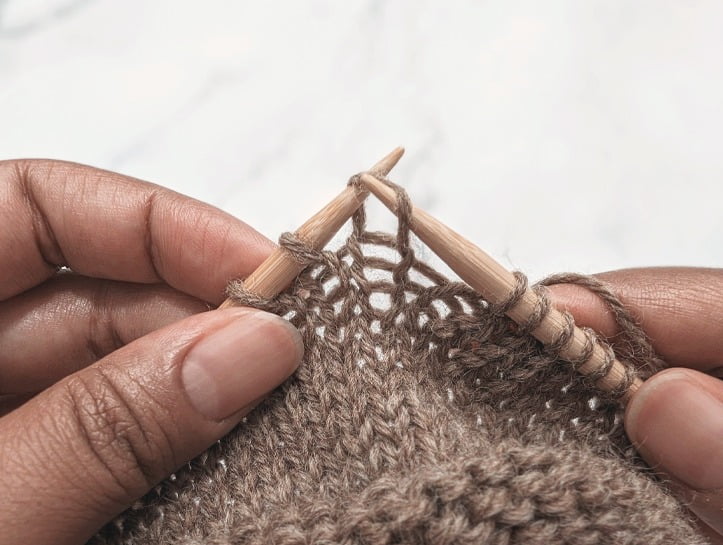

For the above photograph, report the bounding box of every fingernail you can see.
[182,310,303,420]
[626,369,723,490]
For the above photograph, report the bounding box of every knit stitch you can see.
[91,178,706,544]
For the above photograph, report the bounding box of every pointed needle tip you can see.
[371,146,405,176]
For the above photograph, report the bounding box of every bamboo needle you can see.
[359,172,643,401]
[219,147,405,309]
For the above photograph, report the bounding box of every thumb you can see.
[625,368,723,536]
[0,308,302,545]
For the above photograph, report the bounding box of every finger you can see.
[0,159,274,303]
[625,368,723,535]
[546,267,723,370]
[0,307,302,545]
[0,393,34,417]
[0,273,209,394]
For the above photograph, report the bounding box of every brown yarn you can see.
[91,180,705,544]
[538,273,664,377]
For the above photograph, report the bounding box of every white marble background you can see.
[1,0,722,281]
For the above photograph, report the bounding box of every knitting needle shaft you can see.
[219,147,405,308]
[359,173,643,400]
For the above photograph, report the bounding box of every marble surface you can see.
[1,0,722,280]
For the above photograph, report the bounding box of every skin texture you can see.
[0,159,719,543]
[0,160,303,544]
[548,268,723,543]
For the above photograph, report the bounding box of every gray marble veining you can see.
[1,0,722,280]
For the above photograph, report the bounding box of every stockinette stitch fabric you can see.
[92,180,706,544]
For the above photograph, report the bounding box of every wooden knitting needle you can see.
[219,147,405,308]
[359,173,643,401]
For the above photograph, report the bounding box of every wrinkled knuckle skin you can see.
[62,369,174,502]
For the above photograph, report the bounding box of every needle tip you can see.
[370,146,405,176]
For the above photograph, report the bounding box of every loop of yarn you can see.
[225,280,283,314]
[488,270,529,316]
[225,231,322,310]
[278,231,320,266]
[347,172,363,189]
[361,173,415,255]
[538,273,662,377]
[514,284,551,336]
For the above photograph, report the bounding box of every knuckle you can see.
[86,282,126,360]
[62,368,175,497]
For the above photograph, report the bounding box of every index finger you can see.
[547,267,723,371]
[0,159,274,304]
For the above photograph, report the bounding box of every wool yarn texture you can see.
[92,181,706,545]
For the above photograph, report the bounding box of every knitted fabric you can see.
[92,181,705,544]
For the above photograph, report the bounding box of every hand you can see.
[0,160,303,544]
[548,268,723,542]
